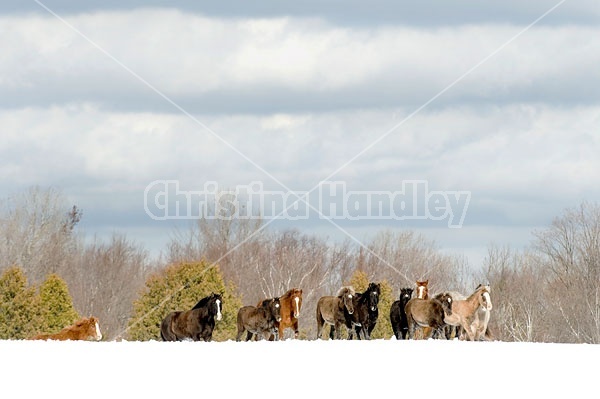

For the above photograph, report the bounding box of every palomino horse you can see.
[316,286,356,340]
[161,293,223,342]
[347,282,381,340]
[468,284,493,340]
[236,297,282,341]
[443,284,492,341]
[30,317,102,341]
[404,293,453,339]
[257,288,303,340]
[390,288,413,340]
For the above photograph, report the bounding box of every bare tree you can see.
[533,202,600,343]
[73,234,149,339]
[0,186,81,284]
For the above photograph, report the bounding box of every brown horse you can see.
[316,286,356,340]
[404,293,452,339]
[443,285,492,341]
[257,288,303,340]
[30,317,102,341]
[236,297,282,341]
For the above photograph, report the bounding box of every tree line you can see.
[0,187,598,343]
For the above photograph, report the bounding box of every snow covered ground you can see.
[2,339,597,398]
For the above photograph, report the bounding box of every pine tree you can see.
[347,269,394,339]
[38,273,80,333]
[0,266,41,339]
[127,261,242,341]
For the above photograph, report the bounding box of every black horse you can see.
[346,282,381,340]
[236,297,282,341]
[160,292,223,342]
[390,288,413,339]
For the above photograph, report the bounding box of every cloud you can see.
[2,6,598,268]
[4,1,600,27]
[1,10,599,113]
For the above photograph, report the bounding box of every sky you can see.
[1,1,599,268]
[2,339,598,397]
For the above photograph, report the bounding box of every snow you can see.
[2,339,597,398]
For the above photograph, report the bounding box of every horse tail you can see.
[160,313,177,341]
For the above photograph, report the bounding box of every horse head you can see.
[416,280,429,299]
[477,285,492,311]
[268,297,282,322]
[400,288,413,305]
[337,286,355,315]
[367,282,381,312]
[437,293,453,316]
[291,288,303,319]
[211,293,223,321]
[79,317,102,341]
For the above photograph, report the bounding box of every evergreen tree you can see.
[0,266,41,339]
[347,269,394,339]
[127,261,242,341]
[38,273,80,333]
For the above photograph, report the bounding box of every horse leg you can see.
[279,324,286,341]
[334,323,343,340]
[329,325,336,340]
[293,319,299,339]
[316,310,325,340]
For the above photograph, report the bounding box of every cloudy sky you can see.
[1,1,599,267]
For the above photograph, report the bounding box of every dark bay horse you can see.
[30,317,102,341]
[346,282,381,340]
[390,288,413,340]
[160,293,223,342]
[316,286,356,340]
[404,292,452,339]
[257,288,303,340]
[236,297,282,341]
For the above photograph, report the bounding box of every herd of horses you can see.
[160,279,493,343]
[26,280,492,342]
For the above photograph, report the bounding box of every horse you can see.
[404,292,453,339]
[257,288,303,340]
[236,297,282,341]
[346,282,381,340]
[443,284,492,341]
[390,288,413,340]
[160,292,223,342]
[414,280,430,338]
[30,317,102,341]
[415,280,429,299]
[316,286,356,340]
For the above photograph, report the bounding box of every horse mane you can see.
[191,293,217,310]
[280,288,302,300]
[336,286,355,297]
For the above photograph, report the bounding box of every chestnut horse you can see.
[30,317,102,341]
[415,280,429,299]
[443,284,492,341]
[415,280,430,338]
[257,288,303,340]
